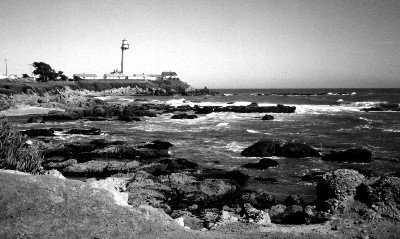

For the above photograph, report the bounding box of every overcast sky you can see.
[1,0,399,88]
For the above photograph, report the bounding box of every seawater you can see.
[29,88,400,202]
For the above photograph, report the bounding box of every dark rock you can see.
[279,142,320,158]
[261,114,274,120]
[241,139,281,157]
[285,194,305,206]
[159,158,198,173]
[171,113,198,119]
[66,128,101,135]
[322,148,372,162]
[27,116,44,123]
[242,158,279,169]
[21,128,55,137]
[249,102,258,107]
[242,189,277,209]
[281,205,306,224]
[138,140,173,150]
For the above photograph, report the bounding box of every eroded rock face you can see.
[241,139,281,157]
[357,176,400,220]
[322,148,372,162]
[316,169,365,201]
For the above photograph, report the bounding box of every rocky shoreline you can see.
[1,89,400,238]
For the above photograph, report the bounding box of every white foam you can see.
[247,129,260,134]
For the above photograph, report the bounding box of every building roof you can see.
[161,71,178,77]
[73,74,97,78]
[104,74,127,78]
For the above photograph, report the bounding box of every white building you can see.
[103,73,127,79]
[128,73,158,81]
[161,71,178,80]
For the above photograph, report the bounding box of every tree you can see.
[57,71,69,81]
[32,62,59,82]
[22,74,30,78]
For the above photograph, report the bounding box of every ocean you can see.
[26,88,400,202]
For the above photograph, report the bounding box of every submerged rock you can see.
[21,128,55,137]
[138,140,174,150]
[322,148,372,162]
[66,128,101,135]
[279,142,320,158]
[261,114,274,120]
[242,158,279,169]
[171,113,198,119]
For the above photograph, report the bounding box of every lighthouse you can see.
[120,38,129,74]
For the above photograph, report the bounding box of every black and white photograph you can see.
[1,0,400,238]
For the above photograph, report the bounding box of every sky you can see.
[0,0,399,88]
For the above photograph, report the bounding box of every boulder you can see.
[171,113,198,119]
[241,139,281,157]
[316,169,365,201]
[261,114,274,120]
[242,158,279,169]
[242,189,277,209]
[322,148,372,162]
[279,142,320,158]
[66,128,101,135]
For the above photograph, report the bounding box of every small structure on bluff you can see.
[73,73,97,80]
[103,73,127,80]
[161,71,178,80]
